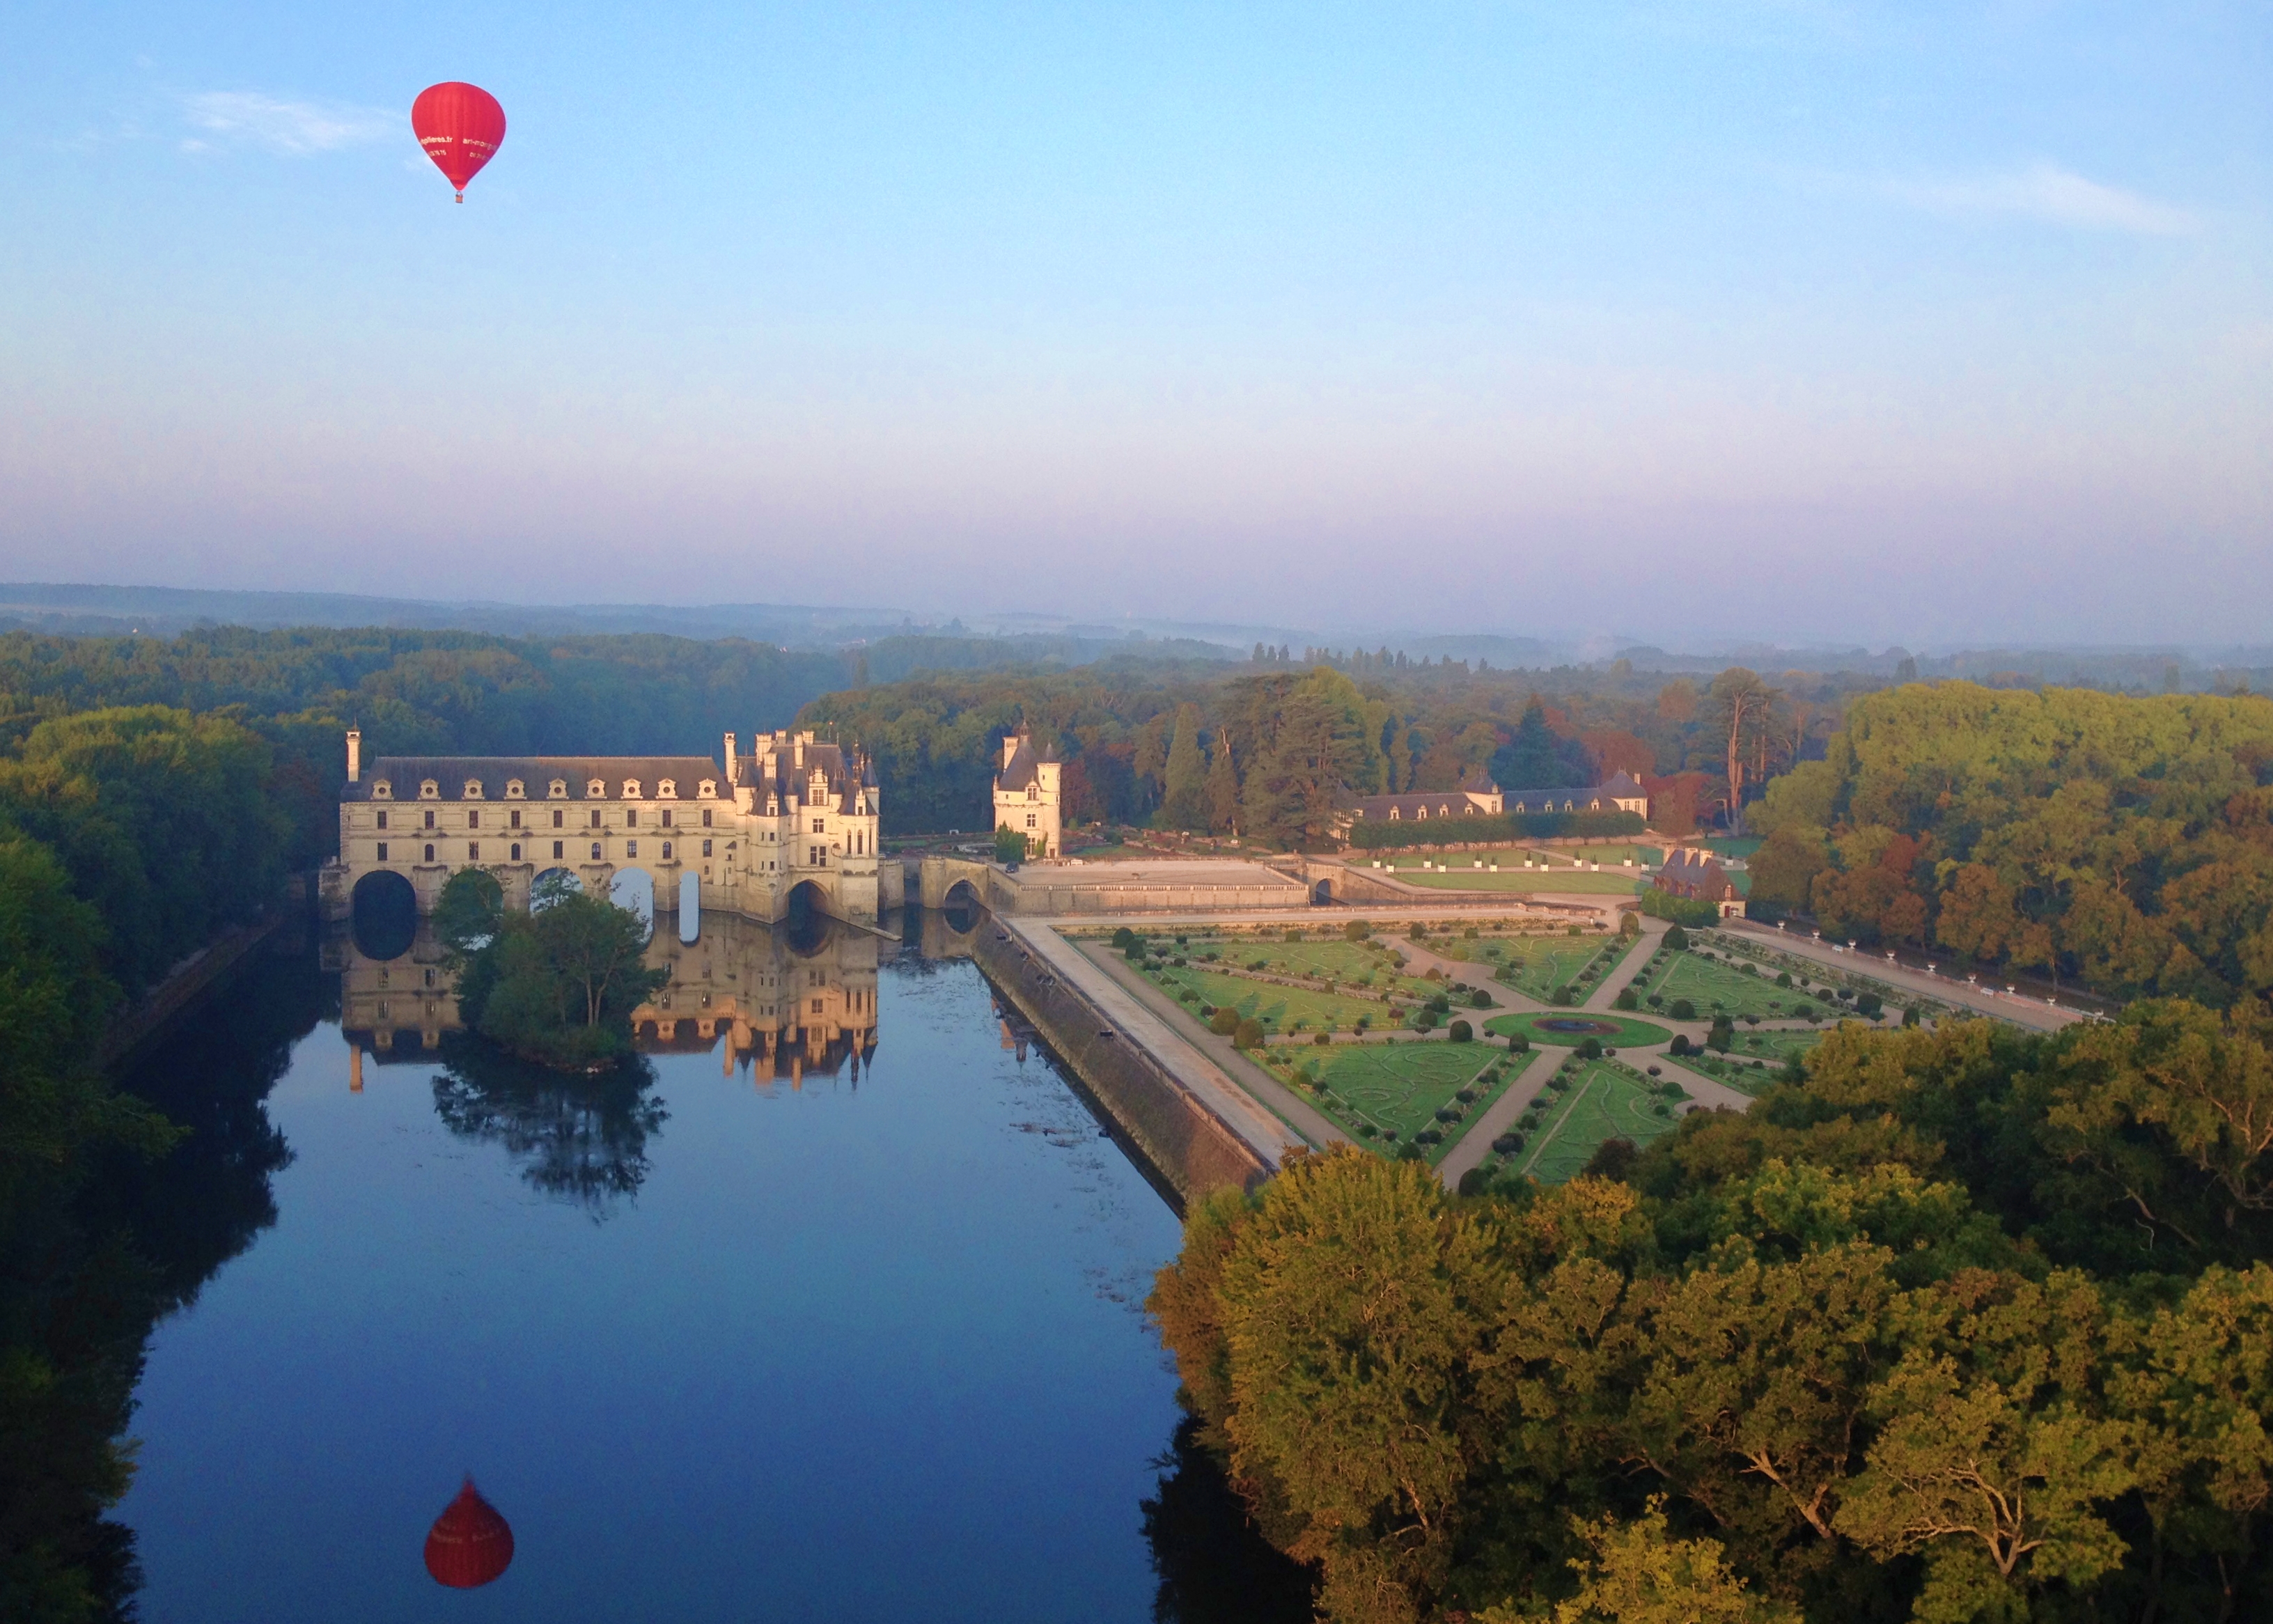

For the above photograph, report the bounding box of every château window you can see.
[627,841,638,859]
[811,818,825,834]
[505,780,525,798]
[424,843,436,861]
[376,811,388,829]
[588,779,607,797]
[661,810,673,827]
[377,842,389,861]
[590,811,602,829]
[372,780,393,799]
[553,841,564,859]
[510,843,522,861]
[591,842,602,860]
[622,779,641,799]
[701,809,712,827]
[662,841,673,860]
[420,779,439,799]
[468,842,480,860]
[463,779,484,799]
[626,809,638,827]
[698,780,716,797]
[509,810,522,829]
[549,780,568,799]
[658,779,677,799]
[468,810,480,829]
[1025,814,1036,829]
[702,839,712,857]
[552,810,563,827]
[423,810,436,829]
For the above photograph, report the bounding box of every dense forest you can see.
[1153,1006,2273,1624]
[1747,685,2273,1008]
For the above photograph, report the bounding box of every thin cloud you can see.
[1882,164,2196,235]
[180,91,396,156]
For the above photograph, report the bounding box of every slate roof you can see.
[1655,846,1735,899]
[350,755,723,802]
[995,729,1058,793]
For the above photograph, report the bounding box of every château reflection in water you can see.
[331,909,889,1213]
[330,908,883,1086]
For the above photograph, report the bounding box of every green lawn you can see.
[1666,1027,1828,1096]
[1141,931,1446,999]
[1510,1059,1684,1183]
[1267,1039,1514,1164]
[1627,948,1799,1020]
[1148,963,1399,1034]
[1485,1010,1672,1048]
[1485,933,1638,1003]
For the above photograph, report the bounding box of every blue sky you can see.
[2,2,2265,646]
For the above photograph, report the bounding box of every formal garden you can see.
[1623,943,1831,1022]
[1371,856,1647,895]
[1260,1036,1518,1164]
[1490,1056,1687,1183]
[1480,932,1637,1004]
[1664,1026,1826,1095]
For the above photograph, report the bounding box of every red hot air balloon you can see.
[410,82,506,202]
[424,1478,515,1588]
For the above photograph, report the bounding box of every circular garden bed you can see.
[1485,1011,1673,1049]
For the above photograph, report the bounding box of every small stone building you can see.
[992,726,1062,858]
[1654,846,1742,916]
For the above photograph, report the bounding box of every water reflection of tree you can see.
[3,951,327,1622]
[1143,1416,1318,1624]
[432,1040,666,1215]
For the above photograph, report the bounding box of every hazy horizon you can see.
[5,3,2267,646]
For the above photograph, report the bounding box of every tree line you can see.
[1150,1003,2273,1623]
[804,661,1853,847]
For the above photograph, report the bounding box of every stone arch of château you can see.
[350,869,417,962]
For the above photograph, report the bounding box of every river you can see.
[84,911,1311,1621]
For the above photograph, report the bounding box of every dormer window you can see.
[622,779,642,799]
[463,779,485,799]
[1028,785,1039,801]
[588,778,607,798]
[419,779,440,800]
[505,779,525,799]
[372,779,393,799]
[657,779,677,799]
[698,779,716,797]
[549,779,568,799]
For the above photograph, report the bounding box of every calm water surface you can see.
[107,916,1286,1621]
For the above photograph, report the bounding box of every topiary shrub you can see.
[1455,1087,1478,1104]
[1492,1132,1524,1155]
[1357,1123,1378,1139]
[1669,998,1696,1021]
[1233,1017,1265,1049]
[1577,1037,1603,1059]
[1469,988,1491,1008]
[1613,988,1638,1010]
[1507,1031,1530,1052]
[1313,1031,1332,1045]
[1664,925,1689,950]
[1670,1033,1692,1056]
[1448,1020,1473,1043]
[1409,1008,1439,1032]
[1111,927,1139,950]
[1209,1006,1240,1036]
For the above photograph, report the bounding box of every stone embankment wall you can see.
[970,926,1270,1206]
[98,906,293,1068]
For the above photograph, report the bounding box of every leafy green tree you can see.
[1205,729,1241,834]
[1164,703,1209,829]
[993,824,1029,864]
[1479,1501,1803,1624]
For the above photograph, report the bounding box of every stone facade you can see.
[1655,845,1743,916]
[322,727,882,926]
[991,726,1062,858]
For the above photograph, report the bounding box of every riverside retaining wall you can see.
[970,924,1271,1206]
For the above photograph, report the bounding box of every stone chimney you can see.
[724,731,737,781]
[346,728,361,784]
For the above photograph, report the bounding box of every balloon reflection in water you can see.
[424,1478,514,1588]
